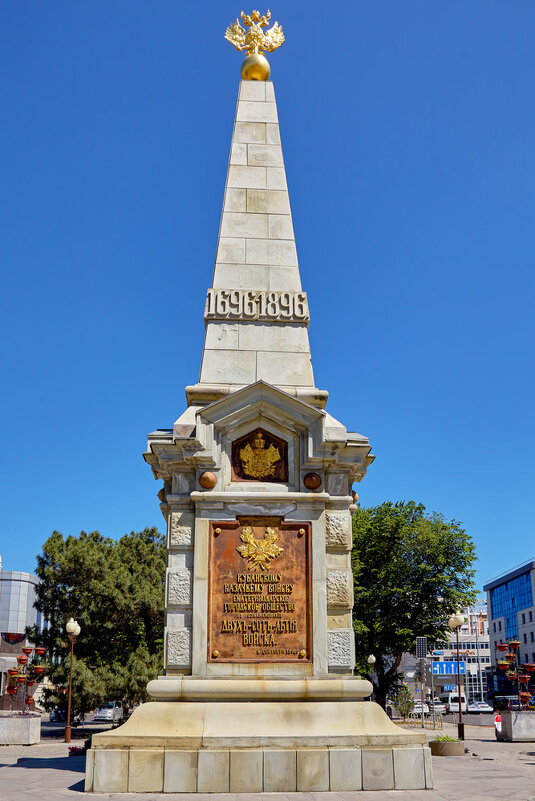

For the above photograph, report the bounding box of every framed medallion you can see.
[231,427,288,482]
[208,518,311,663]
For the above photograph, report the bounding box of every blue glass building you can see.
[484,560,535,666]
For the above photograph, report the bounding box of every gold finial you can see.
[225,10,285,81]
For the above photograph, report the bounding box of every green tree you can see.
[29,527,165,716]
[352,501,476,709]
[390,685,415,721]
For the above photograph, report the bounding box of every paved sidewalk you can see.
[1,723,535,800]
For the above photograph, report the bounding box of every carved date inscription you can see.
[205,289,309,322]
[208,520,310,662]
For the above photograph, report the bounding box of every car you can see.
[49,705,83,726]
[467,701,493,714]
[429,700,447,715]
[412,702,429,715]
[94,701,125,723]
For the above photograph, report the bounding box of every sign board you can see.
[208,520,311,662]
[443,684,456,691]
[432,661,466,676]
[416,636,428,659]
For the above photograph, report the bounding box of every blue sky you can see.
[1,2,533,593]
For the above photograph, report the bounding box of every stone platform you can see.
[85,699,430,792]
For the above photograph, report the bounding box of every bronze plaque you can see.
[208,519,311,662]
[231,428,288,482]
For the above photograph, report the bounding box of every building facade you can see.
[0,569,41,707]
[484,560,535,667]
[432,602,491,702]
[398,603,491,705]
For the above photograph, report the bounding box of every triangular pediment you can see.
[197,380,324,432]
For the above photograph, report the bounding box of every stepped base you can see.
[85,701,432,792]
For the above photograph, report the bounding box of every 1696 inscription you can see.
[208,520,310,662]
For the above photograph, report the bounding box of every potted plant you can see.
[429,735,465,757]
[498,661,509,671]
[496,642,508,652]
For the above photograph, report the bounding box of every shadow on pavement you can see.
[68,779,85,792]
[13,755,85,773]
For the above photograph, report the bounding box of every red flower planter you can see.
[16,655,28,665]
[34,647,46,657]
[509,640,521,651]
[505,653,516,662]
[525,664,535,672]
[496,642,508,652]
[498,662,509,671]
[33,666,45,675]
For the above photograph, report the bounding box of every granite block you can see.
[163,750,197,792]
[263,749,296,792]
[297,749,329,791]
[230,749,263,792]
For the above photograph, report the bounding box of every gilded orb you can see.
[241,53,270,81]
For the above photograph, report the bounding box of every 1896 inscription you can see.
[205,289,309,322]
[208,520,310,662]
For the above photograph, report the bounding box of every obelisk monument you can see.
[85,11,432,793]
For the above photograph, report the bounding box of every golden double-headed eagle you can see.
[239,431,281,479]
[225,10,285,56]
[237,526,284,571]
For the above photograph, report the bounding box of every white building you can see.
[431,602,491,702]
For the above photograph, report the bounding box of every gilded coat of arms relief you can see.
[231,428,288,482]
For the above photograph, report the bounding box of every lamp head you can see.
[367,654,376,666]
[66,618,79,635]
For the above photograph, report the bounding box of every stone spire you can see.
[186,80,327,409]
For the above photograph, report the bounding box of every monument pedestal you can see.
[86,690,431,792]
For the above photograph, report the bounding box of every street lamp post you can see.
[64,618,81,744]
[448,614,465,741]
[367,654,376,702]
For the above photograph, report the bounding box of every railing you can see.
[401,712,444,730]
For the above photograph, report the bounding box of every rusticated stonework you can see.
[166,628,192,668]
[327,629,353,668]
[169,510,194,547]
[167,569,193,606]
[325,512,352,550]
[327,570,353,609]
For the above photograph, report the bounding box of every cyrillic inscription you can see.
[205,289,309,322]
[208,520,310,662]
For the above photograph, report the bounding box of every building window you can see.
[523,613,526,624]
[499,621,502,631]
[524,633,528,644]
[530,611,533,622]
[493,622,496,632]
